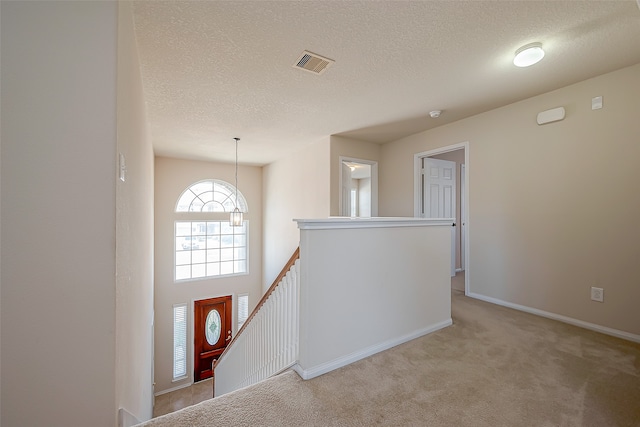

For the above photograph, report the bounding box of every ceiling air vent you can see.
[293,51,334,75]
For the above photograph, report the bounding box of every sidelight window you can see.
[173,304,187,380]
[237,294,249,330]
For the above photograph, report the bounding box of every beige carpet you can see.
[139,291,640,426]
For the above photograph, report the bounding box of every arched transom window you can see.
[174,180,249,281]
[176,179,248,213]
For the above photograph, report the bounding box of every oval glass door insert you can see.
[205,309,221,345]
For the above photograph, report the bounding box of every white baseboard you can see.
[467,292,640,343]
[294,319,453,380]
[118,408,141,427]
[154,381,193,397]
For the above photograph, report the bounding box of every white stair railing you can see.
[214,250,300,396]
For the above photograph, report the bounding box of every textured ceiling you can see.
[133,1,640,166]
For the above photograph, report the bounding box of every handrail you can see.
[214,247,300,368]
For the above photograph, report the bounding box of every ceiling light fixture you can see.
[429,110,442,118]
[230,137,243,227]
[513,42,545,67]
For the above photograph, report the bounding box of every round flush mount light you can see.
[513,43,545,67]
[429,110,442,118]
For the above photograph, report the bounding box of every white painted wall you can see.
[380,63,640,337]
[0,3,3,422]
[154,157,263,393]
[116,2,155,424]
[296,219,452,378]
[0,4,4,421]
[262,138,330,290]
[1,2,118,425]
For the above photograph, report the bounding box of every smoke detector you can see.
[293,51,334,75]
[429,110,442,118]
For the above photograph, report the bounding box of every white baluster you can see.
[272,289,277,373]
[278,282,282,368]
[215,254,301,396]
[282,278,288,366]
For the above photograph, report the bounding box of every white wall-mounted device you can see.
[536,106,565,125]
[119,153,126,182]
[592,96,603,110]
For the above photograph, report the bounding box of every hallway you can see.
[451,270,465,292]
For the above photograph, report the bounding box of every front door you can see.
[194,295,232,382]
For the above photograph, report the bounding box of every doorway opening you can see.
[414,142,469,294]
[339,157,378,217]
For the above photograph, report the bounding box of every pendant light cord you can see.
[234,137,239,207]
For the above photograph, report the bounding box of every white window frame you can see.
[174,179,250,282]
[175,179,248,213]
[174,220,249,282]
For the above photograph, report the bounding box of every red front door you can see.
[194,296,232,382]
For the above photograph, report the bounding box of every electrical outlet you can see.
[591,287,604,302]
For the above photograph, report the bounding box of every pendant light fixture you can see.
[230,137,244,226]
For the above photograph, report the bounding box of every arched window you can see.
[176,179,248,213]
[174,180,248,281]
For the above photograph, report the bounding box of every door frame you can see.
[338,156,379,217]
[413,142,470,295]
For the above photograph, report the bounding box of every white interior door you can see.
[341,162,352,216]
[423,157,456,277]
[460,164,466,271]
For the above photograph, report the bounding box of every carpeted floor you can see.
[139,290,640,426]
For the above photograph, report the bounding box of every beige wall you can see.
[380,63,640,336]
[329,136,381,216]
[431,150,465,270]
[0,3,4,422]
[263,138,331,288]
[154,157,263,393]
[116,2,155,424]
[1,2,118,425]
